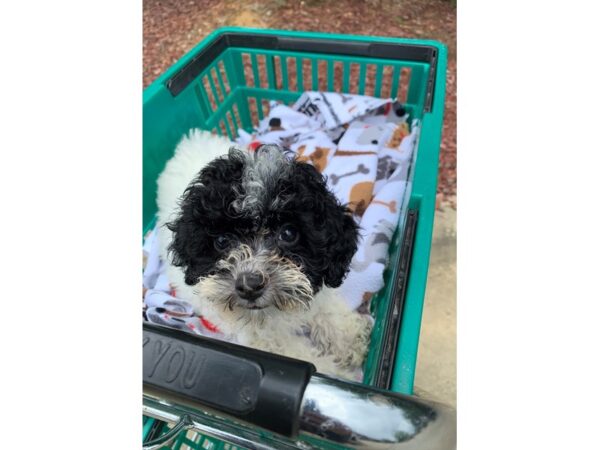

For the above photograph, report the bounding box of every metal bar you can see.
[144,373,456,449]
[300,374,456,449]
[142,414,193,450]
[143,394,303,450]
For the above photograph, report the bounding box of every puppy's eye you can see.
[214,235,233,251]
[278,224,299,245]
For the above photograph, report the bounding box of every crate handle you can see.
[142,414,193,450]
[166,30,440,112]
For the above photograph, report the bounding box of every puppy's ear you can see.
[322,205,359,288]
[293,161,359,288]
[166,216,206,286]
[165,153,244,286]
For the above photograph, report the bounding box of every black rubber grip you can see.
[143,323,315,437]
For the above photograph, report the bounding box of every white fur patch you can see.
[197,243,313,313]
[156,129,234,261]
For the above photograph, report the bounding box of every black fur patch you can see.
[166,147,359,291]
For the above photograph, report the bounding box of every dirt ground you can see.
[143,0,456,202]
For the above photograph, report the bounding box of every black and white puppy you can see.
[157,130,373,378]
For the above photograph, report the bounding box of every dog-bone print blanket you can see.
[142,92,418,378]
[143,227,226,338]
[237,92,419,311]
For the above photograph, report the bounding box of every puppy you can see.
[156,130,373,378]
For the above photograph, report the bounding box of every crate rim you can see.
[144,27,447,100]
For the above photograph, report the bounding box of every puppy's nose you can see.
[235,272,266,301]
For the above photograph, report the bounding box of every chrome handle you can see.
[299,374,456,449]
[144,373,456,449]
[142,415,192,450]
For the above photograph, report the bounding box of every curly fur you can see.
[166,144,358,291]
[156,130,372,378]
[197,243,314,313]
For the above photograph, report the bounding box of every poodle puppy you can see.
[156,129,373,378]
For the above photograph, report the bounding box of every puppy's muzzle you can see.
[235,271,267,301]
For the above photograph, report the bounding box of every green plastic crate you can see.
[143,27,446,448]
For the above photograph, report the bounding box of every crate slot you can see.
[206,72,222,107]
[365,64,377,97]
[211,67,225,103]
[398,67,412,103]
[380,65,394,99]
[241,52,255,87]
[231,103,243,132]
[300,58,312,92]
[260,99,271,121]
[349,62,360,94]
[201,75,218,112]
[333,60,343,93]
[273,55,283,90]
[248,96,260,124]
[317,59,328,92]
[286,57,297,92]
[256,54,269,89]
[218,120,227,137]
[217,60,231,95]
[279,55,289,92]
[225,110,236,139]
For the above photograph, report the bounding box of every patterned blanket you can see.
[142,91,418,338]
[237,92,419,311]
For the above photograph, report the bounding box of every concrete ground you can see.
[414,205,457,408]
